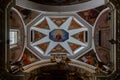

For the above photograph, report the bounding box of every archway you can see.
[26,63,94,80]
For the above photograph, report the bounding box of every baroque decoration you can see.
[9,3,115,80]
[28,16,89,57]
[0,0,119,80]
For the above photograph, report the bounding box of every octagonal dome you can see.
[27,13,92,59]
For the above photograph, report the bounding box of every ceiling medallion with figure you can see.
[49,29,69,42]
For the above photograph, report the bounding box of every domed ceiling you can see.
[9,2,116,77]
[27,13,92,59]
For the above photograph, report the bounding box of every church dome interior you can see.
[0,0,119,80]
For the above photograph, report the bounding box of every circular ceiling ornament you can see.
[27,13,92,59]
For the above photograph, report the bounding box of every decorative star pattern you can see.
[30,16,88,56]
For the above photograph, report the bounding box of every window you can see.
[10,29,18,48]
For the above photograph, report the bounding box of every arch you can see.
[92,1,116,76]
[16,0,106,12]
[11,7,26,61]
[23,59,96,73]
